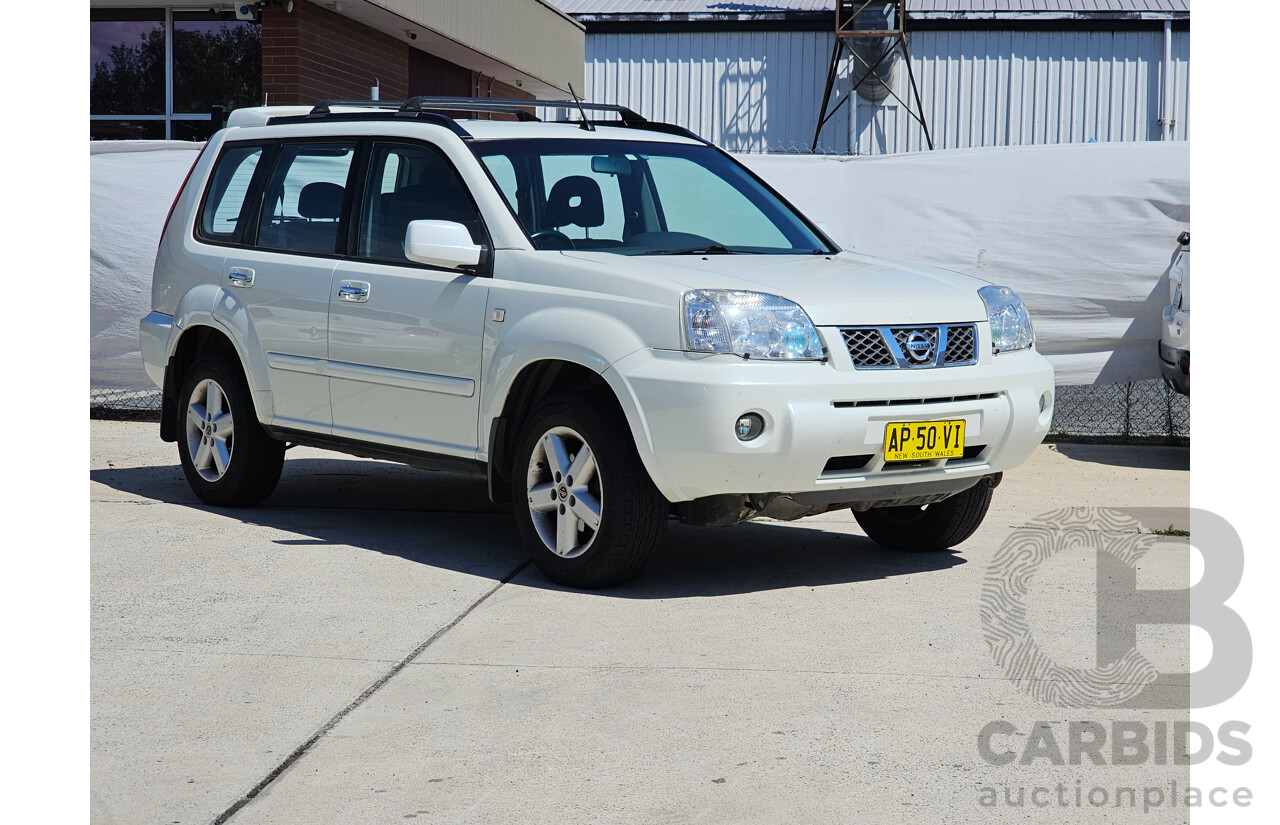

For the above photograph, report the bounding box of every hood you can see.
[559,250,990,326]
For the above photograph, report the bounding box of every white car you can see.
[140,97,1054,588]
[1158,230,1190,395]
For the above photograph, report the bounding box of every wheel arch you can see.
[486,358,629,504]
[161,323,253,442]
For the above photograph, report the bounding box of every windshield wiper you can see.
[633,245,763,256]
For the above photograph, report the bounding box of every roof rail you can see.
[399,96,647,125]
[262,96,708,143]
[265,101,474,137]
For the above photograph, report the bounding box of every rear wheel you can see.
[177,355,284,507]
[511,393,666,588]
[852,482,993,552]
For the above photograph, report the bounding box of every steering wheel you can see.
[530,229,573,250]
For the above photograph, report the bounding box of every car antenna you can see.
[567,83,595,132]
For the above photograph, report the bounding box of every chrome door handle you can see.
[337,280,371,303]
[227,267,255,288]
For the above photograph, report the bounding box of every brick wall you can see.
[479,76,535,102]
[261,0,409,105]
[260,0,538,110]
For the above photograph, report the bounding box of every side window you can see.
[256,142,356,255]
[357,141,484,264]
[644,155,789,249]
[198,144,264,242]
[538,155,625,245]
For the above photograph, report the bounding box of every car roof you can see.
[224,105,703,146]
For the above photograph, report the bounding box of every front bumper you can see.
[606,333,1055,503]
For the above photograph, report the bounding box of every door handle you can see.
[227,267,255,288]
[337,280,371,303]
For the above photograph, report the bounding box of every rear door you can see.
[226,140,359,432]
[326,139,491,457]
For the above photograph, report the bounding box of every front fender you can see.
[479,306,649,457]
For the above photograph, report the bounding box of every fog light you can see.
[735,413,764,441]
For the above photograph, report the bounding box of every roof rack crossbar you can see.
[306,96,647,125]
[399,97,540,121]
[400,96,647,124]
[267,96,697,142]
[267,103,473,137]
[309,99,400,115]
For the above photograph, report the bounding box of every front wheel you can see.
[177,355,284,507]
[852,482,993,552]
[511,393,667,588]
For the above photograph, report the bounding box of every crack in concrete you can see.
[406,660,1190,687]
[208,561,530,825]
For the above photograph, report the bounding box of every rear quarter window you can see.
[197,143,266,243]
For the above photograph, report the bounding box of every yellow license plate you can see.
[883,420,966,462]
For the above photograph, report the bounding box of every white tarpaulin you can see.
[90,140,1188,390]
[739,142,1190,385]
[90,141,204,390]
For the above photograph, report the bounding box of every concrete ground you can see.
[91,420,1191,825]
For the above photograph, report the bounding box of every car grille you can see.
[841,328,895,368]
[840,323,978,369]
[943,324,976,364]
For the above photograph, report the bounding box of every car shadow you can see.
[1048,442,1190,471]
[91,457,967,599]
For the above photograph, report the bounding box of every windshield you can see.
[471,138,835,255]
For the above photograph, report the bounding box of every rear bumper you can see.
[1158,341,1190,396]
[139,311,175,390]
[607,339,1055,503]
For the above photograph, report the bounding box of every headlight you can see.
[978,285,1034,354]
[683,290,825,360]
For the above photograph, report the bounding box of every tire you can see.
[177,354,285,507]
[852,481,993,552]
[511,393,667,588]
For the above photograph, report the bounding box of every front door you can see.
[327,140,491,457]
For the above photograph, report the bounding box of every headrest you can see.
[545,175,604,229]
[298,181,344,219]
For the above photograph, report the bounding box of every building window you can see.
[91,7,261,141]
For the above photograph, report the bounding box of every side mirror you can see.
[404,220,482,269]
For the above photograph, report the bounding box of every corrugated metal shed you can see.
[853,28,1189,154]
[553,1,1189,14]
[586,29,836,151]
[554,1,831,13]
[563,0,1189,154]
[908,1,1188,12]
[584,25,1188,153]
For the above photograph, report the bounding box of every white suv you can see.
[140,97,1054,588]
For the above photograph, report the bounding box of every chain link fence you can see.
[91,387,163,420]
[92,379,1188,442]
[1049,379,1188,442]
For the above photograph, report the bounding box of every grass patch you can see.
[1150,525,1190,537]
